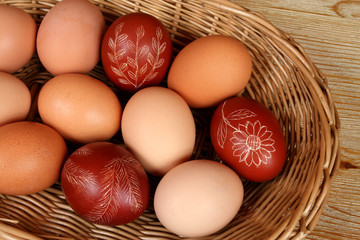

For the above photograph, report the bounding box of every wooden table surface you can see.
[231,0,360,239]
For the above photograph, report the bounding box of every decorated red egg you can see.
[101,12,172,92]
[61,142,150,225]
[210,97,286,182]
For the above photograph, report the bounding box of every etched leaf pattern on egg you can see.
[72,146,93,157]
[107,22,166,89]
[64,158,97,189]
[217,100,257,148]
[118,156,145,213]
[84,155,144,225]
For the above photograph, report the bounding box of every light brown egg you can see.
[0,5,36,73]
[167,35,252,108]
[0,72,31,126]
[0,121,67,195]
[121,86,196,176]
[38,73,122,144]
[36,0,105,75]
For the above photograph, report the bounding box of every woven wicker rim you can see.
[0,0,340,239]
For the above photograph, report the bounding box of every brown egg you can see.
[0,121,67,195]
[38,73,122,144]
[0,5,37,73]
[167,35,252,108]
[0,72,31,126]
[36,0,105,75]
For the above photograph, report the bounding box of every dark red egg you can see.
[61,142,150,225]
[101,12,172,93]
[210,97,286,182]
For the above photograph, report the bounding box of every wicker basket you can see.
[0,0,340,239]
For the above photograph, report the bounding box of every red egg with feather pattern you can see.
[61,142,150,225]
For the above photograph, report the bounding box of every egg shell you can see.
[38,73,122,144]
[167,34,252,108]
[0,5,37,73]
[101,12,173,93]
[61,142,150,226]
[0,72,31,126]
[36,0,105,75]
[0,121,67,195]
[121,86,196,176]
[154,160,244,238]
[210,96,287,182]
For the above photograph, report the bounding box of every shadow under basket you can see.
[0,0,340,239]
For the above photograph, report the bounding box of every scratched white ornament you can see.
[101,12,172,93]
[210,96,287,182]
[61,142,150,226]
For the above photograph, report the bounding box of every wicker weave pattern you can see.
[0,0,340,239]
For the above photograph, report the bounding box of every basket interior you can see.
[0,0,340,239]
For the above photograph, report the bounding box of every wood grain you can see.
[231,0,360,239]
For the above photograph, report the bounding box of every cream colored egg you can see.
[36,0,105,75]
[0,72,31,126]
[121,87,196,176]
[0,5,37,73]
[168,35,252,108]
[38,73,122,144]
[154,160,244,238]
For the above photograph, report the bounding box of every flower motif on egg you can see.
[215,100,276,168]
[230,120,275,167]
[211,97,286,182]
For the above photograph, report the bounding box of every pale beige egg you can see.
[121,86,196,176]
[0,121,67,195]
[0,72,31,126]
[167,35,252,108]
[36,0,105,75]
[37,73,122,144]
[154,160,244,238]
[0,5,36,73]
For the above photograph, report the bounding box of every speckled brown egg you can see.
[37,73,122,144]
[0,121,67,195]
